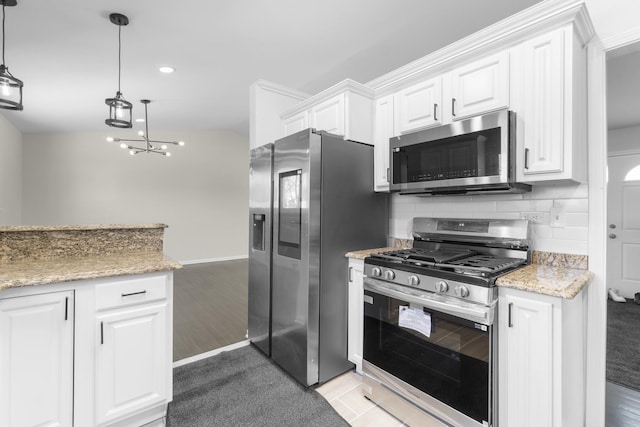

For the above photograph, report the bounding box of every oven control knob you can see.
[455,285,470,298]
[408,275,420,286]
[436,281,449,293]
[371,267,382,277]
[384,270,396,280]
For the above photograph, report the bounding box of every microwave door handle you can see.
[364,278,491,323]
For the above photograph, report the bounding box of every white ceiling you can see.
[0,0,543,137]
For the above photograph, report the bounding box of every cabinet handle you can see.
[122,290,147,297]
[433,103,438,121]
[524,148,530,170]
[451,98,456,117]
[508,303,514,327]
[100,321,104,345]
[348,267,353,283]
[386,167,390,183]
[64,297,68,321]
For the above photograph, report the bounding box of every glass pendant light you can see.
[104,13,132,128]
[0,0,23,111]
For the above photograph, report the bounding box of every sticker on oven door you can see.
[398,305,432,338]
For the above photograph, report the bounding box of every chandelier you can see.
[107,99,185,156]
[0,0,23,111]
[104,13,132,128]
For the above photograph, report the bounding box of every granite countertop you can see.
[0,223,168,232]
[0,251,182,291]
[496,264,593,299]
[345,247,398,260]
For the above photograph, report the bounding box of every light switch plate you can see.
[550,208,566,227]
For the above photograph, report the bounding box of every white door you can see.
[96,302,168,425]
[0,291,74,427]
[607,153,640,298]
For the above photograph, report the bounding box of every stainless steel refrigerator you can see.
[248,129,388,386]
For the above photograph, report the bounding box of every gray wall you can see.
[0,114,22,225]
[21,130,249,263]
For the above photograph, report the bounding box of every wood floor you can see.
[172,259,248,362]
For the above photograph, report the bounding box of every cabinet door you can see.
[96,302,168,425]
[397,77,442,133]
[347,259,365,373]
[519,29,565,178]
[283,110,308,137]
[374,95,395,192]
[499,291,553,427]
[0,291,74,427]
[310,93,345,136]
[451,52,509,120]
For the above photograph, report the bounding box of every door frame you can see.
[585,28,640,427]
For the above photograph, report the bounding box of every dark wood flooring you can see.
[173,259,248,361]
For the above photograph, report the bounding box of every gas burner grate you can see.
[441,255,526,276]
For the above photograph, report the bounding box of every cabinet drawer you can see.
[95,275,166,311]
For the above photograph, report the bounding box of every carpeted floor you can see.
[607,299,640,390]
[167,344,350,427]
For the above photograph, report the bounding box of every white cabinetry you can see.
[515,26,587,183]
[498,287,586,427]
[281,79,374,144]
[0,290,74,427]
[397,77,442,134]
[374,95,395,192]
[95,275,170,426]
[347,257,365,373]
[450,52,510,120]
[310,94,345,136]
[282,110,308,137]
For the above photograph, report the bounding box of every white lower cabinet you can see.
[498,286,586,427]
[96,304,169,425]
[0,290,74,427]
[347,257,364,373]
[0,272,173,427]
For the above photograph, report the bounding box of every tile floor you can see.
[316,370,404,426]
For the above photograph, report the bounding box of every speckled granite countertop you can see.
[0,252,182,291]
[496,264,592,299]
[0,224,182,292]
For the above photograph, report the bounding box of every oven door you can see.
[363,278,495,427]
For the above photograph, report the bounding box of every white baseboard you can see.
[173,340,251,368]
[179,255,248,265]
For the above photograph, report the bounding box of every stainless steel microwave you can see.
[389,109,531,195]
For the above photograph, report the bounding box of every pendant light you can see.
[106,99,185,156]
[104,13,132,128]
[0,0,23,111]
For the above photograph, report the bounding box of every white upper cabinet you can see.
[282,110,308,137]
[450,51,510,120]
[515,26,587,183]
[310,93,345,135]
[397,77,442,133]
[374,94,395,192]
[281,80,374,144]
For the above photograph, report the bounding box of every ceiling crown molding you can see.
[366,0,596,94]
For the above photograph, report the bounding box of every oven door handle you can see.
[364,278,494,325]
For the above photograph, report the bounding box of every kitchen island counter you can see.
[0,223,182,292]
[0,251,181,291]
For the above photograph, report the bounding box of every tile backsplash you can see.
[389,182,589,255]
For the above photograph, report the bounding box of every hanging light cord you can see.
[117,22,122,93]
[2,4,6,66]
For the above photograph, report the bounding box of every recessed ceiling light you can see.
[159,66,175,74]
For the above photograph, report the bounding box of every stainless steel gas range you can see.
[362,217,530,427]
